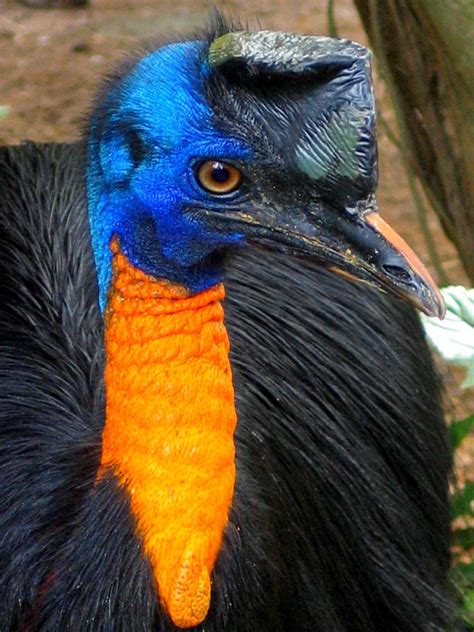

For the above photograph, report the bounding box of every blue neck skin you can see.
[87,41,250,312]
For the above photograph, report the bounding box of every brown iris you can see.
[196,160,242,195]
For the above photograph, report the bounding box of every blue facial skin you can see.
[87,42,251,312]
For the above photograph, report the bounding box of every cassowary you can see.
[0,17,454,632]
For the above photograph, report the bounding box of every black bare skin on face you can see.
[206,48,377,210]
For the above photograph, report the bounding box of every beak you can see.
[203,196,445,319]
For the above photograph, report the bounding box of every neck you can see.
[100,240,237,628]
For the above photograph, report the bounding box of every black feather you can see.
[0,141,454,631]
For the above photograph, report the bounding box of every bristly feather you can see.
[0,142,455,630]
[84,10,244,142]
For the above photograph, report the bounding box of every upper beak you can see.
[203,198,445,319]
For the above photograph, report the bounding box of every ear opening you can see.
[99,122,141,186]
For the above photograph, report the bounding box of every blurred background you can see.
[0,0,473,614]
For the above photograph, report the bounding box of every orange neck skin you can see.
[100,241,237,628]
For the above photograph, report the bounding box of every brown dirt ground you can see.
[1,0,473,556]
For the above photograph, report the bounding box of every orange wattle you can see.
[100,239,237,628]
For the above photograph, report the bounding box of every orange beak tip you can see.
[364,212,446,320]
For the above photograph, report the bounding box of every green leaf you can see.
[465,589,474,609]
[452,482,474,519]
[450,414,474,450]
[0,105,10,119]
[453,563,474,589]
[463,590,474,626]
[451,563,474,626]
[453,527,474,550]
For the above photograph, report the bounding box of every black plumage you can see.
[0,140,453,631]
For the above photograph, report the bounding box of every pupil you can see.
[211,163,230,184]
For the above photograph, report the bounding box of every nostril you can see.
[381,264,413,283]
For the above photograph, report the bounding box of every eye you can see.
[196,160,242,195]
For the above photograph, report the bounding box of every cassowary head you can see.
[86,22,444,318]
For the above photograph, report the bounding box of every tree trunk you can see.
[353,0,474,283]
